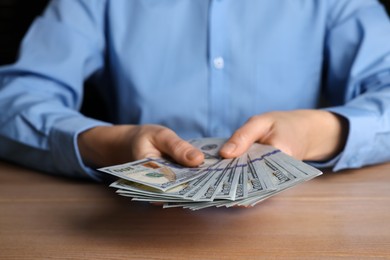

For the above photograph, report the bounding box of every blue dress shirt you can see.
[1,0,390,180]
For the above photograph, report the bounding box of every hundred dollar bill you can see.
[113,164,222,202]
[182,172,215,200]
[189,138,225,157]
[111,179,187,198]
[249,142,322,180]
[261,158,298,187]
[234,164,248,200]
[222,147,297,208]
[190,158,235,201]
[99,157,209,191]
[246,154,273,196]
[187,201,226,211]
[104,138,323,210]
[215,156,244,201]
[238,157,322,208]
[271,152,322,179]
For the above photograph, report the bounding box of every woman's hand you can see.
[220,110,348,161]
[77,124,204,168]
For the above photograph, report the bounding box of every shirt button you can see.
[213,57,224,69]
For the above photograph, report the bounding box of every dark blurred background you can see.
[0,0,390,65]
[0,0,48,65]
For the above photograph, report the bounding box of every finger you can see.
[130,135,163,160]
[220,115,274,158]
[152,128,204,167]
[135,147,162,160]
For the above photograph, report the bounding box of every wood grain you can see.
[0,161,389,259]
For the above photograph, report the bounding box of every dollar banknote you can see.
[99,138,322,210]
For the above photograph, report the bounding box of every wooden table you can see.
[0,161,389,259]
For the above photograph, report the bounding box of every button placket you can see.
[207,0,230,137]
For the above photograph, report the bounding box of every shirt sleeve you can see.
[0,0,109,180]
[320,0,390,171]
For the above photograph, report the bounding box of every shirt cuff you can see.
[322,106,378,171]
[49,115,111,181]
[305,153,343,170]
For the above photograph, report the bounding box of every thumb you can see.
[152,128,204,167]
[220,115,273,158]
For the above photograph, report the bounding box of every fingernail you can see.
[222,143,236,155]
[186,149,201,161]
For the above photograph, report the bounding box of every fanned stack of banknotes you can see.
[98,138,322,210]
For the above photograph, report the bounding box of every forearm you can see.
[325,87,390,170]
[0,97,108,179]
